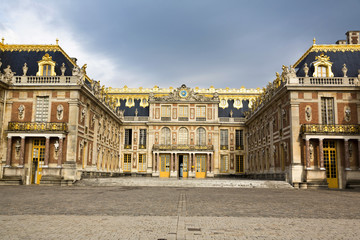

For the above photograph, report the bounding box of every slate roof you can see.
[294,45,360,77]
[218,99,249,118]
[0,45,75,76]
[116,99,149,116]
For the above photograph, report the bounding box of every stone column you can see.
[6,136,12,166]
[345,139,350,170]
[157,153,160,172]
[319,138,324,169]
[19,136,25,167]
[190,153,193,172]
[170,153,174,172]
[305,139,310,169]
[57,137,63,167]
[358,140,360,170]
[44,136,50,167]
[175,153,178,172]
[153,152,156,172]
[207,153,210,172]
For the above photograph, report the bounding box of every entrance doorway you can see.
[31,139,46,184]
[178,154,188,178]
[160,154,170,178]
[323,140,338,188]
[196,154,206,178]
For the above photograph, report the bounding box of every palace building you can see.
[1,31,360,189]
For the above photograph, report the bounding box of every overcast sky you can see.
[0,0,359,89]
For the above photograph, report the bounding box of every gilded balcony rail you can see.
[300,124,360,135]
[153,144,213,151]
[8,122,68,132]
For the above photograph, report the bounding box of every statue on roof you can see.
[22,63,28,76]
[3,65,15,84]
[72,65,80,76]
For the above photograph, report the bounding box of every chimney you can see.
[346,31,360,44]
[336,40,346,45]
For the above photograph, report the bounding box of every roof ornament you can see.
[60,63,66,76]
[342,64,348,77]
[1,38,4,44]
[313,37,316,45]
[22,63,28,76]
[303,63,309,77]
[56,38,59,45]
[3,65,15,84]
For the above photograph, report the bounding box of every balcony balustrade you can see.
[300,124,360,135]
[153,144,213,151]
[8,122,68,132]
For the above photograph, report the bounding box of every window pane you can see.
[178,127,188,145]
[196,127,206,145]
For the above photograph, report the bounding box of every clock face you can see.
[179,90,188,98]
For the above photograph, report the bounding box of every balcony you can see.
[153,144,213,151]
[13,76,78,85]
[297,77,356,86]
[300,124,360,135]
[8,122,68,132]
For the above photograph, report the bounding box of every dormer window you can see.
[36,53,56,76]
[318,65,327,77]
[313,53,334,78]
[42,64,51,76]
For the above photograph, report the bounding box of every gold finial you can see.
[56,38,59,45]
[1,37,4,44]
[313,37,316,45]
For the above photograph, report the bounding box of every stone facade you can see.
[1,31,360,189]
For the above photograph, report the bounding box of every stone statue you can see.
[230,110,233,118]
[289,65,297,78]
[303,63,309,77]
[342,63,348,77]
[72,65,80,76]
[358,69,360,79]
[309,143,314,162]
[18,104,25,120]
[15,140,21,155]
[345,107,351,122]
[0,58,2,70]
[54,140,59,152]
[60,63,66,76]
[91,115,96,128]
[57,104,64,120]
[3,65,15,83]
[135,108,138,117]
[305,106,312,122]
[22,63,28,76]
[81,108,86,123]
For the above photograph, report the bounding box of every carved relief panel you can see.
[305,105,312,122]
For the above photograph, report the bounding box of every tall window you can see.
[321,97,335,124]
[35,96,49,122]
[161,127,171,145]
[161,105,171,117]
[179,105,188,119]
[178,127,188,145]
[139,129,147,149]
[124,129,132,148]
[123,154,131,172]
[235,130,244,150]
[220,129,228,149]
[317,65,327,77]
[236,155,244,173]
[196,106,206,121]
[42,64,51,76]
[138,154,146,172]
[196,127,206,145]
[220,155,229,173]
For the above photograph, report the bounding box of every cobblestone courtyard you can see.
[1,183,360,239]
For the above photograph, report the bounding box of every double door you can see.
[323,141,338,188]
[31,139,46,184]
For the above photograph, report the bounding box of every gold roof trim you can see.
[294,44,360,68]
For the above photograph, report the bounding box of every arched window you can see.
[42,64,51,76]
[178,127,188,145]
[196,127,206,145]
[161,127,171,145]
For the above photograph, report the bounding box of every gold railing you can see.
[300,124,360,135]
[153,144,213,151]
[8,122,68,132]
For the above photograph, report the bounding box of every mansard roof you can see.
[0,43,76,76]
[294,44,360,77]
